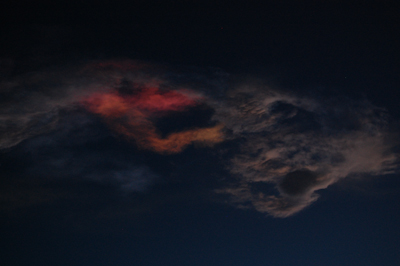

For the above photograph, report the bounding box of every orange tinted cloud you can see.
[82,87,224,154]
[83,93,130,118]
[117,123,224,153]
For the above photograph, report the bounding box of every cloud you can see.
[0,63,117,149]
[81,86,224,154]
[0,60,225,208]
[212,83,398,217]
[0,60,225,152]
[0,59,398,217]
[18,111,158,192]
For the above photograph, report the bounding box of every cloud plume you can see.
[212,84,398,217]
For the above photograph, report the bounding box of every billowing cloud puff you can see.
[212,84,398,217]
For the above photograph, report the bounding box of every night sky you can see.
[1,1,400,265]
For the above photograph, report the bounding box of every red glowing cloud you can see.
[82,86,224,154]
[83,87,202,115]
[127,87,202,112]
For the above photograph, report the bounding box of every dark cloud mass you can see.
[279,169,321,196]
[0,60,398,217]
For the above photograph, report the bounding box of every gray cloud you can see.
[0,65,111,149]
[20,111,157,192]
[212,82,398,217]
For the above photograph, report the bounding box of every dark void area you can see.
[116,80,159,96]
[250,181,277,197]
[270,101,321,133]
[155,104,216,137]
[116,79,136,96]
[279,169,320,196]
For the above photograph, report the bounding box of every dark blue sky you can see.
[1,1,400,265]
